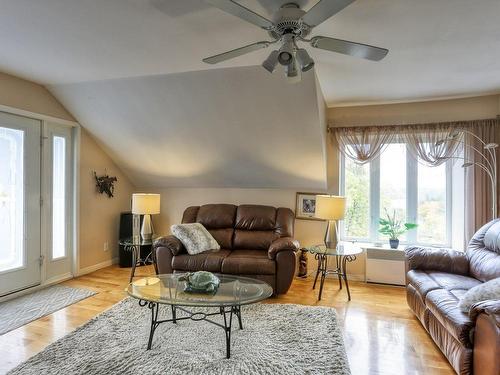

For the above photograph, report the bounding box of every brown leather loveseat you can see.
[154,204,299,294]
[405,219,500,375]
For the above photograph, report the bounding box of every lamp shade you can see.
[132,193,160,215]
[315,195,346,221]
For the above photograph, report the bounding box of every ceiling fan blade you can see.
[310,36,389,61]
[202,41,270,64]
[205,0,274,30]
[302,0,355,27]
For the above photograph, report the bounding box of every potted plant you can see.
[378,209,418,249]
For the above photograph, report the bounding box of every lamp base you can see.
[324,220,339,249]
[141,214,154,241]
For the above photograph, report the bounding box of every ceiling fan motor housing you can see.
[269,3,310,40]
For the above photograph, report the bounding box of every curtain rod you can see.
[326,117,500,133]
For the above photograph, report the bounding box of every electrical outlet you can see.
[104,241,109,252]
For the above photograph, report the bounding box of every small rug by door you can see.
[0,285,96,335]
[8,299,350,375]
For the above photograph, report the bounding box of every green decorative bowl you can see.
[179,271,220,294]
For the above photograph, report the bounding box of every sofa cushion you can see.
[235,205,276,231]
[172,249,231,273]
[426,289,475,347]
[207,228,233,249]
[467,219,500,282]
[407,270,481,299]
[221,250,276,275]
[275,207,294,237]
[196,204,237,229]
[233,230,279,250]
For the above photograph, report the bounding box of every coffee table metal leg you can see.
[171,305,177,324]
[234,305,243,330]
[221,307,234,359]
[140,301,159,350]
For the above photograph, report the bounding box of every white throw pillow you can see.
[171,223,220,255]
[458,277,500,313]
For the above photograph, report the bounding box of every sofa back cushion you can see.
[181,204,294,250]
[467,219,500,282]
[182,204,236,249]
[233,205,293,250]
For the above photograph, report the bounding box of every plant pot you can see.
[389,239,399,249]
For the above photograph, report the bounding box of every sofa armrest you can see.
[469,299,500,325]
[405,246,469,275]
[268,237,299,260]
[471,299,500,375]
[153,235,185,256]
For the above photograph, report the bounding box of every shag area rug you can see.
[9,298,350,375]
[0,285,96,335]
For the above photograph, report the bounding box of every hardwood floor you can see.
[0,265,454,375]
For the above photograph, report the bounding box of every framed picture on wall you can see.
[295,192,324,221]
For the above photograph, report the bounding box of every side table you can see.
[309,242,362,301]
[119,237,158,283]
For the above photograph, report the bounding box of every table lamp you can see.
[132,193,160,240]
[315,195,346,249]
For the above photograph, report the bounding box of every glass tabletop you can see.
[308,242,363,256]
[119,236,158,246]
[127,274,273,307]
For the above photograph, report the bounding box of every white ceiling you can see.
[0,0,499,106]
[2,0,500,189]
[50,66,327,188]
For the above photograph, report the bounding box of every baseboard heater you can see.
[365,247,406,286]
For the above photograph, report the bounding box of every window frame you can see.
[340,142,452,247]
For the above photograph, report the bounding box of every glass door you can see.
[0,112,41,296]
[43,122,73,281]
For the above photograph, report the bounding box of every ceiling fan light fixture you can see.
[262,50,279,73]
[296,48,315,72]
[278,34,294,66]
[285,56,301,84]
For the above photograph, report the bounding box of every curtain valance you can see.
[332,119,500,166]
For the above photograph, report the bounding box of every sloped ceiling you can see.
[1,1,500,105]
[2,0,500,189]
[50,66,327,188]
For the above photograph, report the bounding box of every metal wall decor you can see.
[93,171,118,198]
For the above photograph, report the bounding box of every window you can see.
[51,136,66,259]
[341,143,451,246]
[0,127,24,272]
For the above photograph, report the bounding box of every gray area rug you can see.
[0,285,96,335]
[9,298,350,375]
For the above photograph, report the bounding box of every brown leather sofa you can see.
[154,204,299,294]
[405,219,500,375]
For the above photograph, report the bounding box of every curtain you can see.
[334,126,394,164]
[464,119,500,241]
[401,125,463,167]
[335,123,464,166]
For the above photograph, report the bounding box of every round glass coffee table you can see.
[309,242,363,301]
[127,274,273,358]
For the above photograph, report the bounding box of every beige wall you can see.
[0,72,75,121]
[79,129,136,269]
[328,94,500,126]
[0,71,136,271]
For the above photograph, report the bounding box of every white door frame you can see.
[0,106,80,301]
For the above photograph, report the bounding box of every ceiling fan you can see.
[202,0,389,83]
